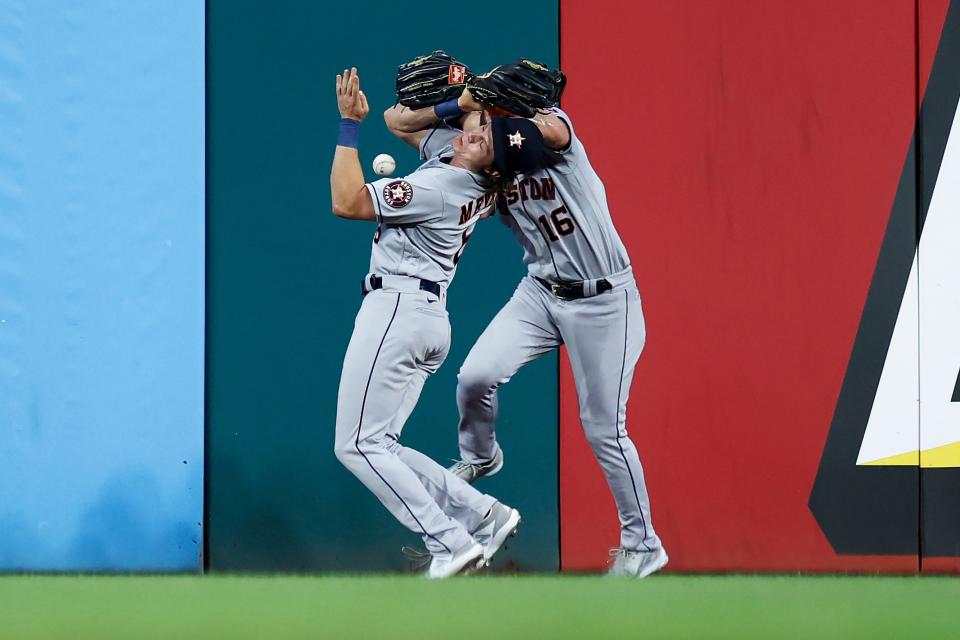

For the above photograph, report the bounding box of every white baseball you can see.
[373,153,396,177]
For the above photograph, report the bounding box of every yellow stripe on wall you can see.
[859,441,960,468]
[920,441,960,468]
[861,450,920,466]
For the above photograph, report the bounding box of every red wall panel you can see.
[559,0,949,572]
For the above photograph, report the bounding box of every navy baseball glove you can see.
[396,50,472,109]
[467,59,566,118]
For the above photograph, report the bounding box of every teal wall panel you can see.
[208,0,559,571]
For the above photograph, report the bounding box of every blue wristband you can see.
[337,118,360,148]
[434,99,466,121]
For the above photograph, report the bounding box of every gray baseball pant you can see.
[456,273,661,552]
[335,286,496,555]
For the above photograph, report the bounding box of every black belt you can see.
[363,275,441,297]
[535,276,612,301]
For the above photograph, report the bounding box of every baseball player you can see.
[385,60,668,578]
[331,67,545,578]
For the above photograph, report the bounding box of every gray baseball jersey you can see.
[425,112,664,556]
[335,156,502,558]
[421,109,631,283]
[365,155,496,289]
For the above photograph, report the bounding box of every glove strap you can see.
[337,118,361,148]
[434,99,465,121]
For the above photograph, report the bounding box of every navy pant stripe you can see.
[614,289,652,551]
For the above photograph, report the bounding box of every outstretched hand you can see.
[336,67,369,122]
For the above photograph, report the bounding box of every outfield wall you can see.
[0,0,205,571]
[1,0,957,574]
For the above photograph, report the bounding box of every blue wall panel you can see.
[0,0,204,571]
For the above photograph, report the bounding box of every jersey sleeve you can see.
[366,172,445,225]
[419,122,461,160]
[547,108,576,154]
[542,108,584,173]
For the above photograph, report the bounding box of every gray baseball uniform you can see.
[423,111,662,553]
[334,154,499,556]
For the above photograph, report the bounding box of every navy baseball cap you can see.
[491,117,546,176]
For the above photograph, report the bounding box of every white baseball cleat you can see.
[607,545,669,578]
[471,502,522,564]
[426,540,485,579]
[448,448,504,484]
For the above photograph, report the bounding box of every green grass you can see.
[0,575,956,639]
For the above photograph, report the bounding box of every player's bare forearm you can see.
[529,112,571,150]
[383,104,440,133]
[331,146,375,221]
[383,105,476,149]
[383,108,429,150]
[332,67,375,221]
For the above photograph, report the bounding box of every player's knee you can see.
[457,361,499,399]
[333,437,360,469]
[581,422,617,451]
[336,428,392,467]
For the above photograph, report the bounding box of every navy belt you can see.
[363,275,442,297]
[535,276,612,301]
